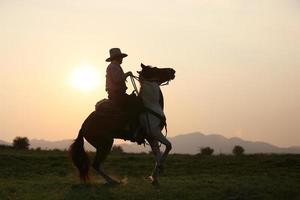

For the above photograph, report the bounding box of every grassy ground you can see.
[0,149,300,200]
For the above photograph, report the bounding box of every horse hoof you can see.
[147,176,160,186]
[151,179,160,186]
[104,180,120,186]
[147,175,154,182]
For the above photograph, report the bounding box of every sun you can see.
[70,64,101,92]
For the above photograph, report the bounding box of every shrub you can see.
[35,147,42,151]
[52,148,62,152]
[200,147,214,155]
[232,145,245,155]
[13,137,30,150]
[111,145,124,154]
[0,144,13,150]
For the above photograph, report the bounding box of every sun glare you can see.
[70,64,101,92]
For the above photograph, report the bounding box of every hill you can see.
[168,132,300,154]
[0,139,11,146]
[119,132,300,154]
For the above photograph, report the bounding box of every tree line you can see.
[0,137,30,150]
[199,145,245,156]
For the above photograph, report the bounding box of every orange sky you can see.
[1,0,300,147]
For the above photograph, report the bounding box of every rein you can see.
[131,75,170,87]
[130,75,139,95]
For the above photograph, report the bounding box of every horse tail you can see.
[68,128,90,181]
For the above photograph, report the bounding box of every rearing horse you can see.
[69,63,176,185]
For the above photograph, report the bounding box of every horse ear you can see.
[141,63,146,68]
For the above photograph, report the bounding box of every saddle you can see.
[94,98,146,145]
[95,99,124,117]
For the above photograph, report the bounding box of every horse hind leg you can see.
[92,139,119,185]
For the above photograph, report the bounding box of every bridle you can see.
[130,74,171,94]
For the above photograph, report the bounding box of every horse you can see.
[69,63,176,185]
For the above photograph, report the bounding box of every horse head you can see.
[137,63,176,85]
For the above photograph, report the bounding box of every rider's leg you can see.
[130,101,146,144]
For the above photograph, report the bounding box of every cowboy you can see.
[105,48,133,105]
[105,48,144,143]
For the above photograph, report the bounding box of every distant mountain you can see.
[120,132,300,154]
[0,140,11,146]
[30,139,73,150]
[29,139,96,151]
[1,132,299,154]
[166,132,300,154]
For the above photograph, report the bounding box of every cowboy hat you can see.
[105,48,128,62]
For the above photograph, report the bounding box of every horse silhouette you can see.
[69,63,175,185]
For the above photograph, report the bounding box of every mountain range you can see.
[0,140,10,146]
[1,132,300,154]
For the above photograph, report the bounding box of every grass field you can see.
[0,149,300,200]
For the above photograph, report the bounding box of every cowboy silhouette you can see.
[105,48,133,104]
[104,48,143,142]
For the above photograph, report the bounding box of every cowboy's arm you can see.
[124,71,133,78]
[110,68,132,81]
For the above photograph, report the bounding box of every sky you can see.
[1,0,300,147]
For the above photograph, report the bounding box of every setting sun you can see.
[70,64,101,92]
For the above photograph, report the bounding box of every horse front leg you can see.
[152,130,172,172]
[147,138,162,185]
